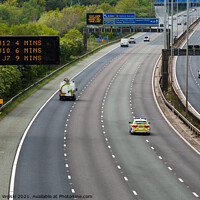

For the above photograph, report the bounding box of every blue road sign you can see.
[113,18,159,25]
[104,13,135,19]
[104,21,114,25]
[132,18,159,25]
[115,19,135,24]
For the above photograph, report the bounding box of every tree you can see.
[0,4,22,24]
[3,0,18,6]
[115,0,139,13]
[98,3,115,13]
[0,65,22,100]
[45,0,68,11]
[0,23,10,35]
[37,9,62,33]
[9,23,57,35]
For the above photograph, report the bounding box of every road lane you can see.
[176,25,200,114]
[103,34,198,200]
[66,46,139,200]
[13,40,141,199]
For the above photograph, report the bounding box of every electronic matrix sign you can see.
[0,36,59,65]
[87,13,103,25]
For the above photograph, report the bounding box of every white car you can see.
[129,37,136,44]
[120,38,129,47]
[144,36,150,42]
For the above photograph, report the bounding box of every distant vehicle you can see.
[192,8,196,12]
[177,22,182,25]
[198,70,200,78]
[144,36,150,42]
[160,23,164,27]
[129,117,151,135]
[59,78,77,101]
[184,22,187,25]
[129,37,136,44]
[184,13,187,17]
[120,38,129,47]
[168,19,172,26]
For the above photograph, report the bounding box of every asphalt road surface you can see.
[67,33,200,200]
[13,32,200,200]
[13,35,144,199]
[176,24,200,114]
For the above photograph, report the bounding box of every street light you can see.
[164,0,167,49]
[177,0,178,37]
[186,0,189,116]
[171,0,174,91]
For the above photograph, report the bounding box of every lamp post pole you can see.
[164,0,167,49]
[171,0,174,91]
[186,0,189,116]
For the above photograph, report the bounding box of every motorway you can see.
[176,24,200,114]
[12,19,200,200]
[66,34,200,199]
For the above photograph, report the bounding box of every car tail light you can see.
[145,125,150,129]
[132,125,137,128]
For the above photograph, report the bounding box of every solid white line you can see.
[9,42,120,199]
[9,89,58,200]
[152,54,200,156]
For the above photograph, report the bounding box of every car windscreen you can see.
[135,121,147,124]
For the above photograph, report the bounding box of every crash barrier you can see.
[174,17,200,47]
[0,33,134,112]
[160,78,200,136]
[154,54,200,137]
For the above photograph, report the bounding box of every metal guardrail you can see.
[0,33,134,112]
[156,52,200,136]
[159,77,200,136]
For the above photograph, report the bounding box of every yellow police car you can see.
[129,117,151,135]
